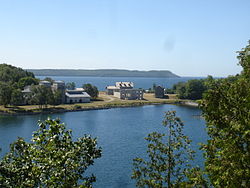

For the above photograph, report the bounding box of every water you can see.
[37,76,204,90]
[0,104,207,187]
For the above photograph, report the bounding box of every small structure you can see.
[39,80,51,88]
[106,82,143,100]
[155,86,165,98]
[65,89,91,104]
[51,81,65,91]
[51,81,66,103]
[22,85,32,94]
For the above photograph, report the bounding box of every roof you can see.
[53,80,65,84]
[66,91,90,98]
[39,80,51,84]
[66,89,85,94]
[22,86,31,93]
[106,86,119,89]
[120,88,143,91]
[115,82,134,88]
[75,88,85,91]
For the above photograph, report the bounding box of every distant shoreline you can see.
[27,69,180,78]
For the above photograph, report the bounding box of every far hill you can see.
[28,69,180,78]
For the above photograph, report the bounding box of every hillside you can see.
[27,69,180,78]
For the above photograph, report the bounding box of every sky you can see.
[0,0,250,77]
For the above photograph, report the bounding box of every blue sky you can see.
[0,0,249,76]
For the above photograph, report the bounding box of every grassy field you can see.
[0,93,184,115]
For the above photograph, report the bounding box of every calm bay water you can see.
[37,76,204,90]
[0,104,207,188]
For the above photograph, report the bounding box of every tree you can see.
[43,77,54,84]
[17,77,39,89]
[185,79,206,100]
[0,82,12,107]
[152,83,157,91]
[0,118,102,187]
[52,90,63,105]
[82,83,99,99]
[173,82,186,99]
[132,111,195,187]
[201,41,250,187]
[29,85,54,109]
[66,82,76,90]
[0,64,35,83]
[10,89,24,106]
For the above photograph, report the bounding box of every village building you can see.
[22,81,91,104]
[65,89,91,103]
[114,89,143,100]
[106,82,134,95]
[155,86,165,98]
[39,80,51,88]
[51,81,66,103]
[106,82,143,100]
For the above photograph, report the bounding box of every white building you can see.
[65,90,91,103]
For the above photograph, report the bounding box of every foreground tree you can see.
[0,118,102,187]
[201,41,250,187]
[132,111,196,187]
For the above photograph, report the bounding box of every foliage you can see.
[17,77,39,89]
[43,77,54,84]
[82,83,99,99]
[0,64,34,83]
[29,85,54,108]
[182,167,210,187]
[173,82,187,99]
[0,118,102,187]
[201,41,250,187]
[0,64,37,106]
[132,111,195,187]
[165,88,175,94]
[185,79,207,100]
[0,82,12,107]
[10,89,24,106]
[52,90,63,105]
[172,78,208,100]
[66,82,76,90]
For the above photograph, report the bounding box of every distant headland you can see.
[27,69,180,78]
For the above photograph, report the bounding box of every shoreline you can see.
[0,100,199,116]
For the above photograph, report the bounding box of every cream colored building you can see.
[106,82,143,100]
